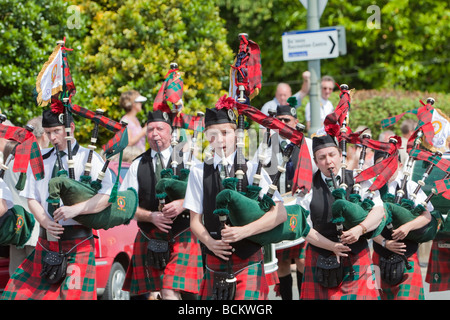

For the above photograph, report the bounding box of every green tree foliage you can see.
[71,0,233,145]
[0,0,70,124]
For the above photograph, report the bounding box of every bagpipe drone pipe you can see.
[0,119,40,247]
[45,101,138,230]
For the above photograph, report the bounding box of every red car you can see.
[0,161,139,300]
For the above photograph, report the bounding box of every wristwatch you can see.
[382,239,387,248]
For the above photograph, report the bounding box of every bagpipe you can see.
[149,62,205,239]
[154,69,206,241]
[0,118,42,247]
[322,84,393,240]
[36,40,138,230]
[379,97,448,244]
[212,34,311,251]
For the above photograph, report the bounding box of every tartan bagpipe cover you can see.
[214,180,311,246]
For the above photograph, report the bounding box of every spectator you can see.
[260,71,311,116]
[399,119,416,164]
[120,90,148,153]
[305,75,335,132]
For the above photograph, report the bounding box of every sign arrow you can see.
[282,28,339,62]
[329,35,335,54]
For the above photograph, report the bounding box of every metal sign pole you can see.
[307,0,322,136]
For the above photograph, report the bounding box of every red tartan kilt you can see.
[265,270,279,286]
[2,235,96,300]
[301,244,380,300]
[425,239,450,292]
[123,229,203,294]
[276,242,306,261]
[372,251,424,300]
[201,250,268,300]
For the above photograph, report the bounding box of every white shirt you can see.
[0,178,14,210]
[304,97,334,123]
[20,141,113,226]
[183,151,283,215]
[252,132,317,174]
[259,92,303,129]
[296,170,384,228]
[387,175,434,212]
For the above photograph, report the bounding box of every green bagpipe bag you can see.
[0,205,35,248]
[47,175,138,230]
[330,189,387,238]
[155,168,190,202]
[383,194,442,243]
[213,179,311,246]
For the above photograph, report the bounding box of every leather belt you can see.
[39,225,93,241]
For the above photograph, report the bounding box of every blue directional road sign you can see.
[282,28,339,62]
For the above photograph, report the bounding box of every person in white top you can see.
[0,178,14,215]
[260,71,311,117]
[183,105,287,300]
[304,75,335,132]
[371,150,433,300]
[2,107,113,300]
[119,110,203,300]
[5,116,50,276]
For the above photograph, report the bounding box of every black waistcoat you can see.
[136,148,187,234]
[265,134,300,193]
[202,156,261,260]
[309,169,367,256]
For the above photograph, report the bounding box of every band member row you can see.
[183,106,287,300]
[119,110,203,300]
[371,150,433,300]
[1,107,113,300]
[296,134,385,300]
